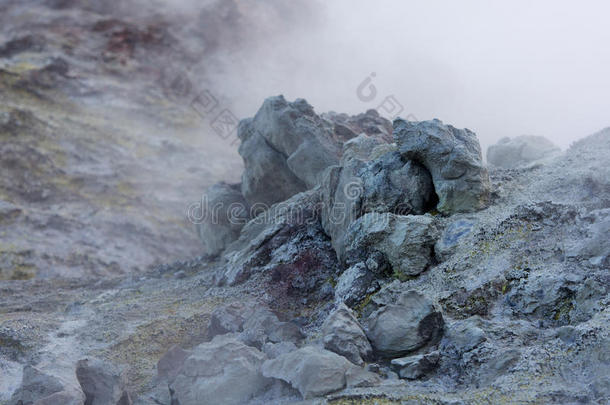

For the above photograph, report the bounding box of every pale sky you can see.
[212,0,610,152]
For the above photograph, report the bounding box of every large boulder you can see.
[487,135,561,168]
[321,304,373,365]
[394,118,490,214]
[238,122,306,206]
[261,346,379,399]
[170,334,270,405]
[365,291,444,358]
[194,182,249,256]
[75,358,131,405]
[238,96,340,206]
[342,213,439,278]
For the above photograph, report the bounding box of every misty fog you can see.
[204,0,610,152]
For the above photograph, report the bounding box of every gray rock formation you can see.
[394,118,490,214]
[566,208,610,267]
[340,133,385,163]
[1,20,609,404]
[239,306,304,349]
[440,318,487,358]
[487,135,561,168]
[320,136,436,262]
[195,182,249,256]
[170,334,270,405]
[75,358,131,405]
[365,291,444,358]
[343,213,439,278]
[261,345,379,399]
[321,304,373,365]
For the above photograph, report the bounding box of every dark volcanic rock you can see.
[365,291,444,358]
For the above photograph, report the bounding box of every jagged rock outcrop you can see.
[365,291,444,358]
[194,182,249,256]
[487,135,561,168]
[394,118,490,214]
[238,96,340,206]
[320,136,436,261]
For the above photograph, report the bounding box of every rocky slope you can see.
[2,95,608,404]
[1,1,610,405]
[0,0,316,278]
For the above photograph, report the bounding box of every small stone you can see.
[391,351,440,379]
